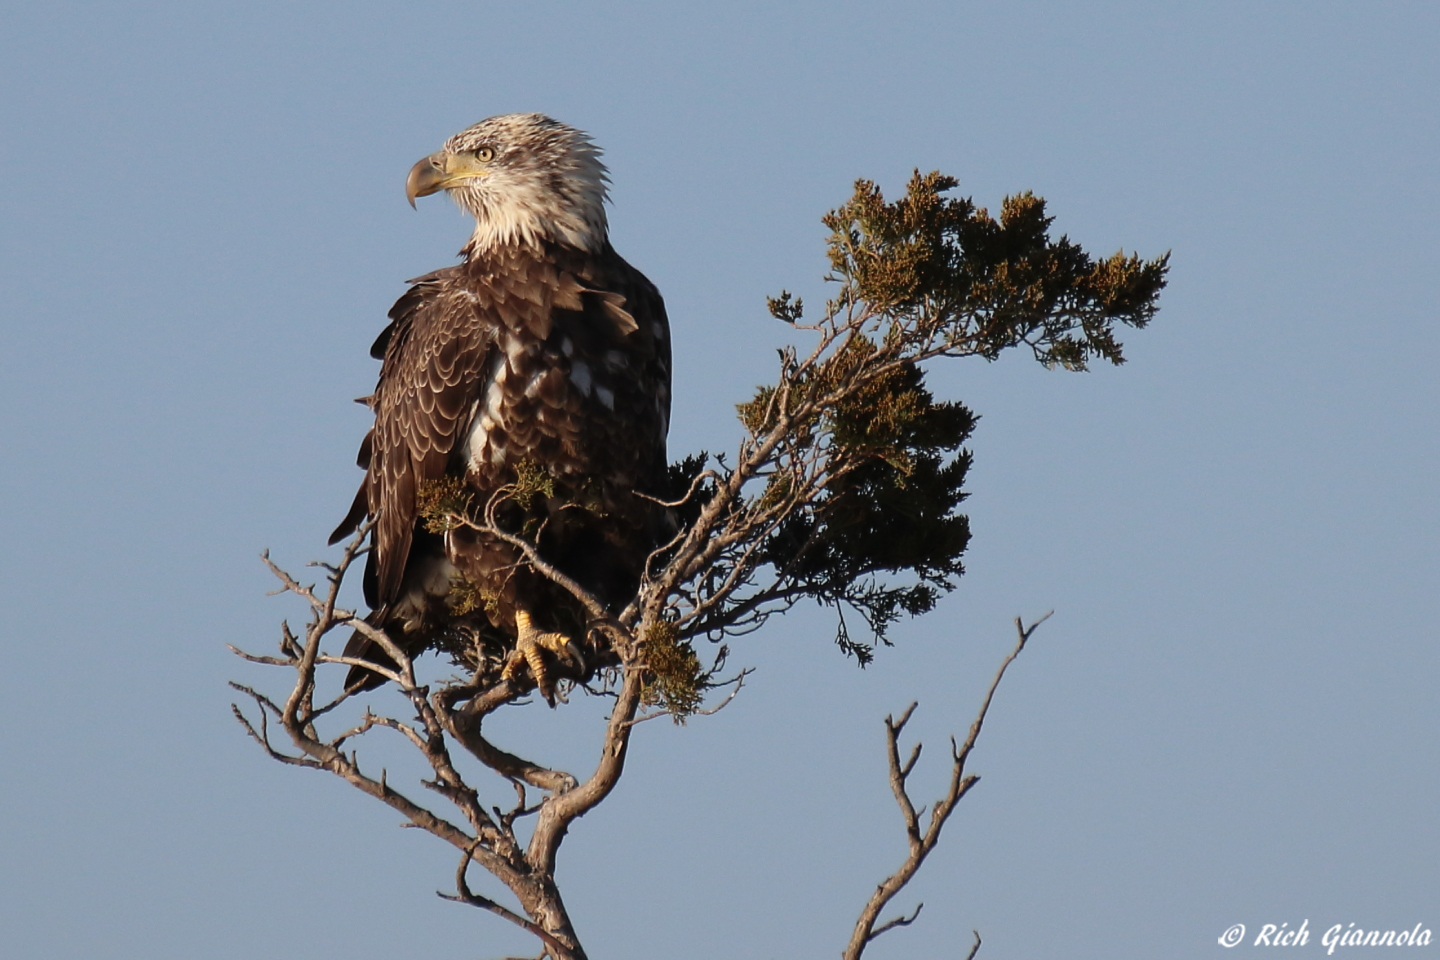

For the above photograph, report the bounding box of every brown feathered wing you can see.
[331,242,670,690]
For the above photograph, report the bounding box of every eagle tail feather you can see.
[329,483,370,546]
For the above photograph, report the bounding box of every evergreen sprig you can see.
[660,172,1167,662]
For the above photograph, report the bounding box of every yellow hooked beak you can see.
[405,151,490,208]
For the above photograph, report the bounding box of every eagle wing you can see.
[332,244,670,632]
[329,265,493,605]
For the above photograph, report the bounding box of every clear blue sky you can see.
[1,2,1436,958]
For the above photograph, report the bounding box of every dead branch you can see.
[842,612,1050,960]
[442,846,578,960]
[525,657,646,878]
[439,688,580,795]
[236,532,634,957]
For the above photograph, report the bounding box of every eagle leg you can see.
[504,608,586,705]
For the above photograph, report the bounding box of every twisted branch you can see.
[842,612,1050,960]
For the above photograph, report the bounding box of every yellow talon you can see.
[503,609,584,704]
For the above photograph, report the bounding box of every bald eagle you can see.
[330,114,671,698]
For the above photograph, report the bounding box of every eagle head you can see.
[406,113,610,254]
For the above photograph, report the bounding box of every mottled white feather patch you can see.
[484,381,506,420]
[394,555,461,630]
[569,360,593,395]
[465,373,511,471]
[504,335,529,369]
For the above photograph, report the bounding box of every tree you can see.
[232,171,1167,959]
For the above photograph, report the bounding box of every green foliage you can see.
[766,291,804,324]
[415,465,565,622]
[663,453,716,525]
[420,460,580,540]
[639,621,706,722]
[823,171,1168,369]
[676,171,1166,663]
[512,458,557,502]
[445,576,496,619]
[753,357,975,661]
[417,476,473,534]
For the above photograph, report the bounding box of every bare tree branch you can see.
[442,846,578,960]
[842,612,1050,960]
[525,660,646,878]
[870,901,923,938]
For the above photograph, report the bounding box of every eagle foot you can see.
[504,609,586,705]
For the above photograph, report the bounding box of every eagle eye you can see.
[473,147,495,163]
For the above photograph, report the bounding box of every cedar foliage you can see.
[663,171,1167,671]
